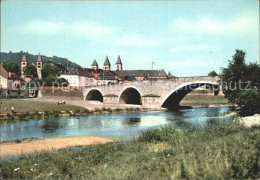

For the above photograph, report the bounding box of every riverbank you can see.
[180,94,230,107]
[0,99,150,121]
[1,123,259,179]
[0,136,113,158]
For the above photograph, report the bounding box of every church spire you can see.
[103,56,111,70]
[91,59,98,70]
[37,53,42,62]
[22,54,27,62]
[115,55,123,71]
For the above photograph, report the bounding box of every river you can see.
[0,107,233,141]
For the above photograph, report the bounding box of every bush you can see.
[101,107,107,111]
[33,111,42,118]
[52,110,60,118]
[135,108,140,111]
[18,112,28,120]
[44,110,52,118]
[94,108,102,113]
[6,113,14,120]
[82,108,90,114]
[106,108,112,113]
[115,108,121,112]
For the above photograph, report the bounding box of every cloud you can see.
[171,13,258,35]
[170,44,209,52]
[116,36,160,47]
[16,20,117,37]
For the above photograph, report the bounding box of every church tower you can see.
[103,56,111,70]
[115,55,123,71]
[91,59,98,70]
[36,53,43,79]
[21,54,27,79]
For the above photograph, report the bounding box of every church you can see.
[21,54,43,81]
[60,55,168,87]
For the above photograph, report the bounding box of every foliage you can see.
[83,108,90,114]
[6,113,14,120]
[42,61,60,79]
[44,110,52,118]
[23,64,37,78]
[221,49,260,114]
[0,51,80,70]
[2,62,20,76]
[208,70,218,77]
[44,76,56,86]
[0,124,259,179]
[56,78,69,87]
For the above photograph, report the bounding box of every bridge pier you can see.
[142,94,161,108]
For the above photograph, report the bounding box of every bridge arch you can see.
[161,81,219,109]
[85,89,104,102]
[119,86,142,105]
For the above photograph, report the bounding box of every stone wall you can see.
[39,89,83,100]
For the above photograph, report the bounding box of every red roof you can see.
[8,73,20,80]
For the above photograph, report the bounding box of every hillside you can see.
[0,51,81,69]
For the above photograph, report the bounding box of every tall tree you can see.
[2,62,20,76]
[221,49,260,114]
[42,61,60,79]
[23,64,38,78]
[208,70,218,77]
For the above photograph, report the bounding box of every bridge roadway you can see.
[82,76,220,109]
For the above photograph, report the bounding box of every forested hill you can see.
[0,51,81,69]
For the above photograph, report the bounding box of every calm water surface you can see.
[0,107,233,141]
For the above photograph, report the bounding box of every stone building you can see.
[0,64,8,89]
[0,64,22,89]
[21,54,43,80]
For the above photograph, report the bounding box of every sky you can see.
[1,0,259,77]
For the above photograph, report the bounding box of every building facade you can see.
[60,55,168,87]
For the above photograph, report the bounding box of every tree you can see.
[2,62,20,76]
[42,61,60,79]
[23,64,38,78]
[208,71,218,77]
[221,49,260,114]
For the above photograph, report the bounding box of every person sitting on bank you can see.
[11,106,15,113]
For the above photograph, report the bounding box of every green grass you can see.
[0,99,85,113]
[1,123,259,179]
[180,95,229,107]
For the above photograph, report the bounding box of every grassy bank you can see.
[180,94,229,107]
[0,99,145,121]
[1,123,259,179]
[0,99,85,113]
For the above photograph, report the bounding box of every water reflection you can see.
[0,107,233,141]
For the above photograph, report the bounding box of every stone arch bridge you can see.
[82,76,220,109]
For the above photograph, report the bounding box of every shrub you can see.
[135,108,140,111]
[33,111,42,118]
[52,110,60,118]
[106,108,112,113]
[15,139,21,143]
[18,112,27,120]
[83,108,90,114]
[44,110,52,118]
[115,108,121,112]
[6,113,14,120]
[101,107,107,111]
[94,108,102,113]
